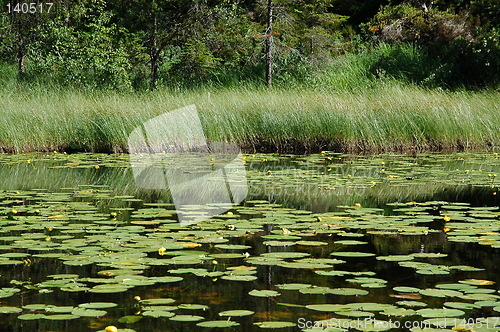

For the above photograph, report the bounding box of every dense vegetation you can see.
[0,86,498,153]
[1,0,499,91]
[0,1,498,153]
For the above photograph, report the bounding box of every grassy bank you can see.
[0,84,498,153]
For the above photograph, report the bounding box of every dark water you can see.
[0,152,499,331]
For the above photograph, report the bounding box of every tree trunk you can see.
[150,14,159,90]
[17,51,25,77]
[265,0,273,88]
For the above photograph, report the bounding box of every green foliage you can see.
[368,4,474,44]
[366,3,499,88]
[24,1,134,90]
[172,39,222,81]
[0,0,498,90]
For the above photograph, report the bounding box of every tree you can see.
[265,0,273,87]
[26,0,134,90]
[1,0,51,77]
[110,0,196,89]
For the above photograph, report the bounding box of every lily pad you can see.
[416,308,465,318]
[169,315,204,322]
[79,302,118,309]
[220,275,258,281]
[330,252,375,258]
[249,289,281,297]
[140,298,176,305]
[197,320,240,328]
[219,310,254,317]
[0,306,22,314]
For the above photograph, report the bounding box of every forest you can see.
[1,0,499,91]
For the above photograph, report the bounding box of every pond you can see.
[0,152,499,331]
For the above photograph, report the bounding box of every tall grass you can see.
[0,83,498,153]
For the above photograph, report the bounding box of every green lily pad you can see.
[140,298,176,305]
[249,290,281,297]
[459,279,495,286]
[377,255,415,262]
[334,240,368,245]
[18,314,46,320]
[169,315,205,322]
[419,289,463,298]
[329,288,369,296]
[396,301,428,308]
[22,304,55,310]
[296,241,329,246]
[0,288,20,298]
[393,286,421,293]
[219,310,254,317]
[330,252,375,258]
[177,304,209,310]
[416,308,465,318]
[263,241,296,247]
[220,275,258,281]
[214,244,251,250]
[79,302,118,309]
[0,306,22,314]
[71,307,107,317]
[443,302,480,310]
[276,283,312,290]
[142,310,175,318]
[197,320,240,328]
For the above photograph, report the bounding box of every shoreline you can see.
[1,85,498,155]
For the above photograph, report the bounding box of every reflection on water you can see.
[0,152,499,332]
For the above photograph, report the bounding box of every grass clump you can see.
[1,83,499,154]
